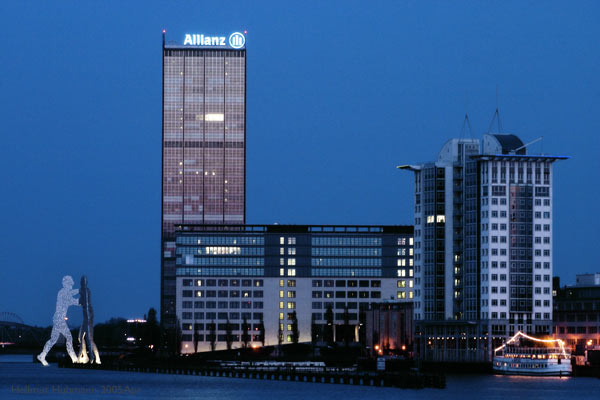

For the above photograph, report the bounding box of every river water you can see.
[0,355,596,399]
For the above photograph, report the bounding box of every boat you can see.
[493,331,572,376]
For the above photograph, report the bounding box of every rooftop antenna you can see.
[460,113,473,139]
[487,85,504,133]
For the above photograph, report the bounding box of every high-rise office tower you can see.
[400,133,566,361]
[161,31,246,327]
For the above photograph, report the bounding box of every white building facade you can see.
[400,133,566,361]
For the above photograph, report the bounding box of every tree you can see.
[291,311,299,344]
[324,305,334,346]
[160,318,183,355]
[311,315,321,354]
[241,317,250,348]
[94,318,127,347]
[258,318,265,347]
[311,317,320,345]
[343,306,351,347]
[175,318,183,355]
[193,323,200,353]
[225,318,234,350]
[143,308,160,352]
[277,321,283,354]
[209,321,216,352]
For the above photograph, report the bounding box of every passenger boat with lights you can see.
[493,331,571,376]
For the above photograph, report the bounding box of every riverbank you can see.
[59,359,446,389]
[3,359,599,400]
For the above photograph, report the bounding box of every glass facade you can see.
[162,38,246,326]
[174,225,414,352]
[174,225,412,279]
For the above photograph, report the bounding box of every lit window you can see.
[436,215,445,223]
[287,269,296,277]
[427,215,435,223]
[397,291,406,299]
[279,268,285,276]
[287,291,296,298]
[280,237,285,245]
[409,280,413,288]
[398,280,406,288]
[279,290,284,298]
[287,302,296,309]
[409,269,413,277]
[397,270,406,277]
[397,259,406,267]
[279,302,284,309]
[279,280,284,287]
[287,258,296,266]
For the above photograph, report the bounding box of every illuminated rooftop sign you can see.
[183,32,245,49]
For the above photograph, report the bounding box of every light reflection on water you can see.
[0,356,594,400]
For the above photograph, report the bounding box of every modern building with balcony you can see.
[399,133,567,362]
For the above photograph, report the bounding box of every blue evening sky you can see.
[0,1,598,326]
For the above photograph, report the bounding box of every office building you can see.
[173,224,413,352]
[161,32,246,327]
[399,133,567,361]
[553,274,600,349]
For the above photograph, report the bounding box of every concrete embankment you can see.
[60,361,446,389]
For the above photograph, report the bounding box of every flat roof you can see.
[175,224,413,234]
[470,154,569,162]
[163,45,246,51]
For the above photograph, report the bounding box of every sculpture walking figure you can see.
[37,276,80,366]
[77,275,101,364]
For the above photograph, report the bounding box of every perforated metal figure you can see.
[37,275,80,366]
[77,275,101,364]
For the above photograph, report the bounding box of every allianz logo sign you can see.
[183,32,245,49]
[228,32,245,49]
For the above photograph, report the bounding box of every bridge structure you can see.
[0,311,44,347]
